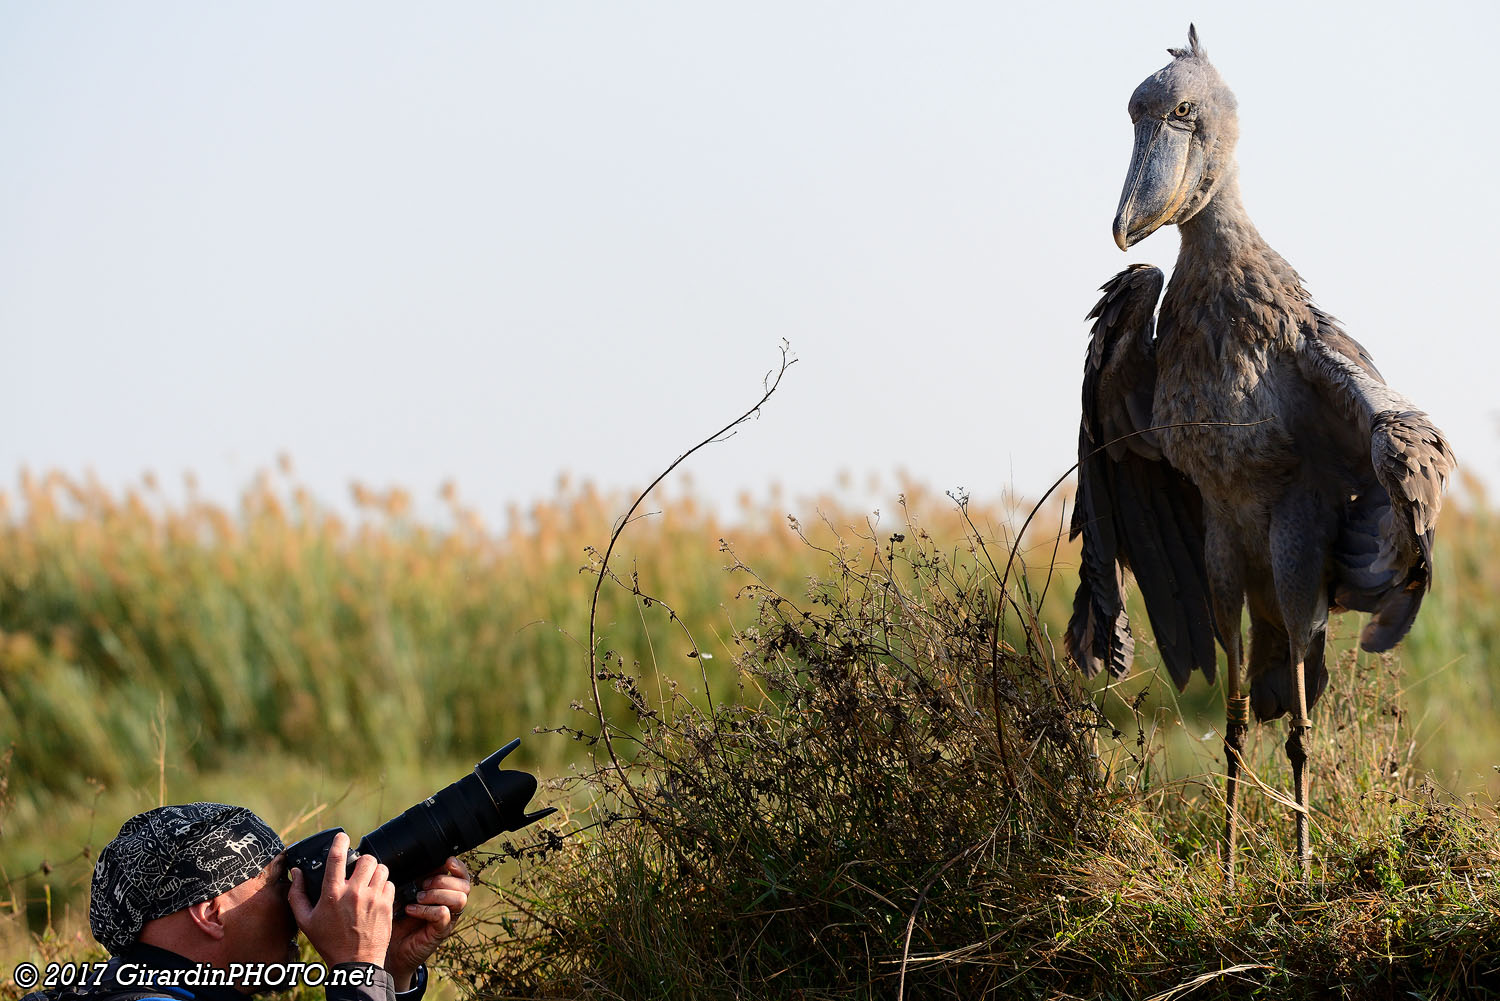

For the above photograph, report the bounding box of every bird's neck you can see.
[1171,164,1307,312]
[1174,167,1270,266]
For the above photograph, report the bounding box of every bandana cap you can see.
[89,802,285,954]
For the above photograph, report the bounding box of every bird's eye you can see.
[1174,101,1195,118]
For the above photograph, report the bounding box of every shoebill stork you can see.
[1066,26,1454,880]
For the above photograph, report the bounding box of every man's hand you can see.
[288,831,395,967]
[385,857,471,991]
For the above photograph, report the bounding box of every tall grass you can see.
[0,464,1035,942]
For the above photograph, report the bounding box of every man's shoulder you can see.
[22,989,174,1001]
[18,950,180,1001]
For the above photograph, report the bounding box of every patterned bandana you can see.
[89,803,285,954]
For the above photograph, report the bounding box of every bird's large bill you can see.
[1113,118,1201,250]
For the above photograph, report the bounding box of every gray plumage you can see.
[1064,26,1455,876]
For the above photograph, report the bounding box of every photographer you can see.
[23,803,470,1001]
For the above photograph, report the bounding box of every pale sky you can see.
[4,1,1495,524]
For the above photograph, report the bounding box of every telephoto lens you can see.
[285,738,555,901]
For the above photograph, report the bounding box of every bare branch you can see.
[585,342,797,826]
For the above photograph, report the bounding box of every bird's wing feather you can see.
[1067,265,1218,688]
[1297,311,1456,651]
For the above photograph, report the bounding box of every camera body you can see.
[284,738,554,904]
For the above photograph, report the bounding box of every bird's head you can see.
[1112,25,1239,250]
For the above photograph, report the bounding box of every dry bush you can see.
[444,492,1500,1001]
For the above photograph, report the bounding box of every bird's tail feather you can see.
[1359,571,1427,653]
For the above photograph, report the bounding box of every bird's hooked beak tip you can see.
[1113,228,1130,252]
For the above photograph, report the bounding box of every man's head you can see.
[90,803,288,959]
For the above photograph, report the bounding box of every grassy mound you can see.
[454,506,1500,1001]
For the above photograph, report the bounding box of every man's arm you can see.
[385,857,472,993]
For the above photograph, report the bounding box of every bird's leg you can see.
[1286,653,1312,882]
[1221,631,1248,884]
[1268,496,1323,883]
[1204,529,1247,885]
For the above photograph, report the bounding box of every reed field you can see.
[4,461,1500,997]
[0,466,1040,946]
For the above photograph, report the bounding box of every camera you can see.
[284,738,555,903]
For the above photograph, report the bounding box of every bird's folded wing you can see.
[1067,265,1217,688]
[1297,313,1456,650]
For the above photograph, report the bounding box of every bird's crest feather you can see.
[1167,23,1205,61]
